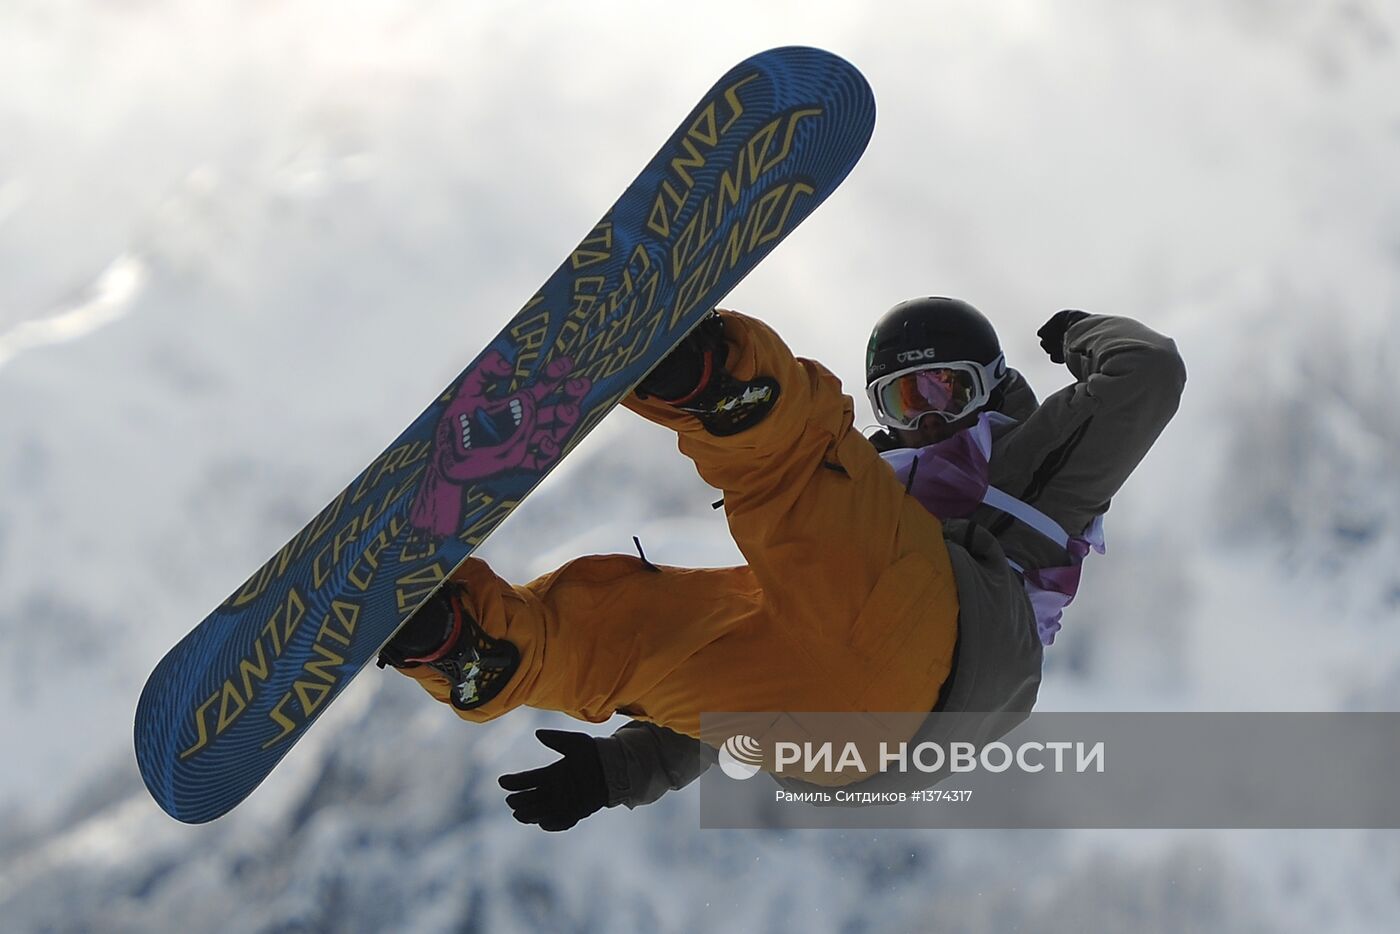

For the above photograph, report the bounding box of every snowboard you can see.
[135,46,876,823]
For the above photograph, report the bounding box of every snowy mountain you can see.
[3,1,1399,932]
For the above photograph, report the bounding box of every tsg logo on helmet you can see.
[895,347,940,363]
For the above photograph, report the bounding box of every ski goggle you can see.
[866,355,1006,430]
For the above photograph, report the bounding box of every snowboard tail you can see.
[134,46,875,823]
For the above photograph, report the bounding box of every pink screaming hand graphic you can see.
[409,352,591,536]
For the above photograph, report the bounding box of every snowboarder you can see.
[378,298,1186,830]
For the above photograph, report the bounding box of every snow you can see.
[3,1,1400,931]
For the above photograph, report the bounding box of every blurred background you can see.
[3,1,1399,931]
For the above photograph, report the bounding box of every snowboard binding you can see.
[378,584,519,711]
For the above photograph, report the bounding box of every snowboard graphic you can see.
[135,46,876,823]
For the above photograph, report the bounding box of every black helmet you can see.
[865,297,1003,383]
[865,297,1007,429]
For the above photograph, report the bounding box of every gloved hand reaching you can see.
[1036,309,1090,365]
[498,729,609,831]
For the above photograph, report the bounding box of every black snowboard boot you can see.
[635,312,780,437]
[377,584,519,712]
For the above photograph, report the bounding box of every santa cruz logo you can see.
[719,734,764,780]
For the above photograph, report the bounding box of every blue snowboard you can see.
[135,46,876,823]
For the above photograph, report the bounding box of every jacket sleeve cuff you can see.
[595,722,718,809]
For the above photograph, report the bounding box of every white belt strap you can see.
[981,485,1072,550]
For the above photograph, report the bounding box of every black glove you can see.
[376,587,456,669]
[498,729,609,831]
[1036,309,1090,365]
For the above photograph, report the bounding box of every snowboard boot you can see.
[377,584,519,712]
[635,311,780,437]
